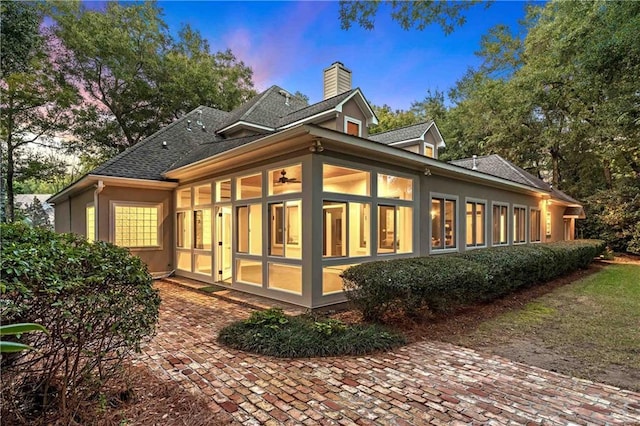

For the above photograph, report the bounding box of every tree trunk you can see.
[550,144,560,188]
[603,158,613,189]
[6,142,15,222]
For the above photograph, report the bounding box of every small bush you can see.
[218,308,405,357]
[343,240,605,322]
[0,223,161,424]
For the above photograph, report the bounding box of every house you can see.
[49,62,585,309]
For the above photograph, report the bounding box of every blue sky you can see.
[111,1,538,109]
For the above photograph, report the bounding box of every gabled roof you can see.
[369,121,443,147]
[91,106,229,181]
[216,85,309,132]
[277,89,356,127]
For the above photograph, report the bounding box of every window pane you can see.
[466,203,474,246]
[86,205,95,242]
[249,204,262,255]
[425,144,434,158]
[378,174,413,200]
[237,206,249,253]
[269,164,302,195]
[177,251,191,271]
[176,211,190,248]
[269,203,284,256]
[346,120,360,136]
[268,263,301,294]
[285,201,302,259]
[194,253,211,275]
[237,174,262,200]
[349,202,370,257]
[445,200,456,248]
[476,204,485,245]
[215,179,231,202]
[323,164,370,196]
[114,205,159,247]
[177,189,191,208]
[432,199,442,249]
[323,202,346,257]
[193,209,211,249]
[531,209,541,242]
[397,206,413,253]
[378,205,395,253]
[194,184,211,206]
[236,259,262,285]
[493,205,508,245]
[323,265,353,295]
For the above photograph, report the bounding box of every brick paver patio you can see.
[135,281,640,425]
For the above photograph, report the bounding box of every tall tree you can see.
[50,1,255,159]
[1,2,78,222]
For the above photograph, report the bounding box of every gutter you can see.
[93,180,104,241]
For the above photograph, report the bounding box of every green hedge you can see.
[342,240,605,321]
[1,223,160,422]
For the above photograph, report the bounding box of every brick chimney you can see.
[323,62,352,100]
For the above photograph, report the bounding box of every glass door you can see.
[216,205,232,283]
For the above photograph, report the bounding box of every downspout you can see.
[94,180,104,241]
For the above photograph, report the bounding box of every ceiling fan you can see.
[276,169,299,185]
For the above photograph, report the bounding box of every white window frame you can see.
[465,197,487,250]
[344,116,362,137]
[513,204,528,245]
[430,192,459,253]
[110,201,163,250]
[529,207,542,243]
[491,201,510,247]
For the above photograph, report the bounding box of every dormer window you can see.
[345,117,361,137]
[424,142,435,158]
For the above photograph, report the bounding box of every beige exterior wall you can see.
[98,186,173,274]
[53,188,94,236]
[336,98,369,138]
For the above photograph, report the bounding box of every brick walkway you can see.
[135,282,640,425]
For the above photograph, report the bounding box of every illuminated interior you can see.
[268,200,302,259]
[236,259,262,285]
[113,205,159,247]
[193,209,212,249]
[323,164,370,196]
[378,205,413,253]
[466,201,485,247]
[269,164,302,195]
[194,184,211,205]
[237,204,262,255]
[513,206,527,243]
[177,188,191,208]
[531,209,541,242]
[237,174,262,200]
[216,179,231,202]
[493,204,508,245]
[378,174,413,200]
[86,204,95,242]
[322,264,353,295]
[268,263,302,294]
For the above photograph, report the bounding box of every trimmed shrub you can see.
[0,223,160,423]
[218,308,405,357]
[343,240,604,322]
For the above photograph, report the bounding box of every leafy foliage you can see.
[0,223,160,423]
[342,240,605,322]
[0,323,48,353]
[49,1,255,159]
[339,0,487,34]
[218,308,405,358]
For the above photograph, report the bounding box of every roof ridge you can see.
[449,153,496,163]
[280,88,356,119]
[370,120,433,136]
[494,155,545,188]
[242,85,280,119]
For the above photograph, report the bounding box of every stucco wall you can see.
[53,188,94,236]
[98,186,173,274]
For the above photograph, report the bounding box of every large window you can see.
[237,174,262,200]
[194,184,211,206]
[530,208,542,242]
[177,188,191,208]
[237,204,262,255]
[378,205,413,254]
[466,201,485,247]
[215,179,231,202]
[431,196,456,250]
[492,203,509,246]
[193,209,212,249]
[513,206,527,244]
[322,201,371,258]
[269,200,301,259]
[86,204,95,242]
[269,164,302,195]
[176,211,190,248]
[113,203,161,248]
[323,164,370,196]
[378,174,413,200]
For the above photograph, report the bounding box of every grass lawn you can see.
[445,263,640,391]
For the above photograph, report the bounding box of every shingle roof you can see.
[450,154,549,190]
[368,121,434,145]
[168,133,270,170]
[277,89,356,127]
[450,154,581,203]
[91,106,230,181]
[217,85,309,130]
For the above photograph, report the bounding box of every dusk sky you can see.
[115,1,538,109]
